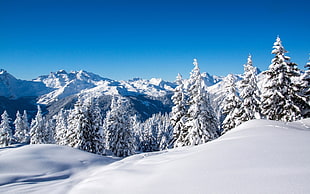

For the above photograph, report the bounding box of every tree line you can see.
[0,36,309,157]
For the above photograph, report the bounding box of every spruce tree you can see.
[22,110,30,143]
[66,99,89,150]
[30,105,48,144]
[170,73,188,148]
[82,99,105,155]
[221,74,242,134]
[300,56,310,117]
[0,110,12,146]
[140,112,173,152]
[55,108,68,145]
[238,54,261,122]
[14,111,27,143]
[105,96,136,157]
[131,114,142,151]
[181,59,219,146]
[261,36,304,121]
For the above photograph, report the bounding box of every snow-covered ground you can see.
[1,119,310,194]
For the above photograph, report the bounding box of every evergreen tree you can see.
[55,108,68,145]
[131,114,142,151]
[261,36,304,121]
[44,119,55,144]
[178,59,219,146]
[66,98,89,149]
[30,105,48,144]
[22,110,30,143]
[139,114,159,152]
[140,113,172,152]
[157,113,173,150]
[82,99,105,155]
[300,56,310,117]
[0,110,12,146]
[105,96,136,157]
[14,111,27,143]
[221,74,242,134]
[239,54,261,122]
[170,73,188,148]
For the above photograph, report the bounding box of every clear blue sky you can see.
[0,0,309,81]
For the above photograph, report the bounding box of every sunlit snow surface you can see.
[1,119,310,194]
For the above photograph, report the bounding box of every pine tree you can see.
[157,113,173,150]
[0,110,12,146]
[261,36,304,121]
[139,114,160,152]
[178,59,219,146]
[300,56,310,117]
[221,74,242,134]
[81,99,105,155]
[139,112,172,152]
[44,119,55,144]
[22,110,30,143]
[30,105,48,144]
[105,96,136,157]
[66,99,88,149]
[131,114,142,151]
[238,54,261,122]
[170,73,188,148]
[55,108,68,145]
[14,111,27,143]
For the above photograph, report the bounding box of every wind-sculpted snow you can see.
[0,144,118,194]
[69,119,310,194]
[0,119,309,193]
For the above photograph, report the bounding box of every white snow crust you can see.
[1,119,310,194]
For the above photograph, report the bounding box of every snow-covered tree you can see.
[131,114,142,151]
[0,110,12,146]
[22,110,30,143]
[300,56,310,117]
[44,119,55,144]
[82,99,105,155]
[140,112,172,152]
[176,59,219,147]
[66,100,84,148]
[221,74,242,134]
[30,105,49,144]
[14,111,28,143]
[66,98,105,154]
[170,73,188,148]
[238,54,261,122]
[105,96,136,157]
[157,113,173,150]
[54,108,68,145]
[261,36,305,121]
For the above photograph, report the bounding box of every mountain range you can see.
[0,69,229,121]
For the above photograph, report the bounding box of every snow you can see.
[1,119,310,193]
[0,144,118,194]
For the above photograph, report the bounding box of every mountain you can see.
[0,69,50,99]
[1,119,309,193]
[0,68,240,121]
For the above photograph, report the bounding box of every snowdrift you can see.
[1,119,310,194]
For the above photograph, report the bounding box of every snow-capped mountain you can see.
[32,70,177,105]
[0,69,50,99]
[0,68,246,121]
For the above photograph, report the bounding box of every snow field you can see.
[0,119,309,194]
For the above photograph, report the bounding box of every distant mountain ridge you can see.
[0,69,229,121]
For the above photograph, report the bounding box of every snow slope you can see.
[0,145,118,194]
[1,119,310,194]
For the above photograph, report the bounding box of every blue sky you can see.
[0,0,309,81]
